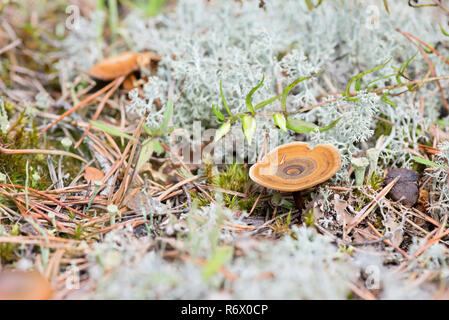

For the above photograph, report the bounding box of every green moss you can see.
[74,223,84,240]
[0,224,19,263]
[0,108,50,188]
[270,210,293,236]
[353,190,369,212]
[368,172,383,192]
[304,208,315,227]
[193,163,255,210]
[212,163,254,210]
[213,164,248,192]
[0,99,81,189]
[188,189,210,207]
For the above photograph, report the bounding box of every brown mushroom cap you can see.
[89,51,154,81]
[0,271,53,300]
[249,142,341,192]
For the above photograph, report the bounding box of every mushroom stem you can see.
[351,157,369,186]
[292,191,304,211]
[366,148,380,181]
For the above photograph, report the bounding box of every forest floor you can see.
[1,0,449,300]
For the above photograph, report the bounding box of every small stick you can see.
[346,176,400,231]
[349,282,377,300]
[367,222,410,259]
[157,175,203,201]
[413,228,449,258]
[249,188,265,215]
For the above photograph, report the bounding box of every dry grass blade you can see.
[0,145,87,163]
[157,175,203,201]
[367,222,410,259]
[0,183,91,219]
[40,79,119,134]
[74,76,125,148]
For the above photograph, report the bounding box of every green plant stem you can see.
[108,0,119,42]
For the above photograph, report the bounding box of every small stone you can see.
[384,168,419,207]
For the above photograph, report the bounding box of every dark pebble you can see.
[384,168,419,207]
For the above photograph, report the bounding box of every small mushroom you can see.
[384,168,419,207]
[249,142,341,210]
[351,157,369,186]
[89,51,159,81]
[0,271,53,300]
[366,148,380,181]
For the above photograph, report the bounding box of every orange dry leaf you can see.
[84,166,105,183]
[123,73,139,91]
[89,51,157,81]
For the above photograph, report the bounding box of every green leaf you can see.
[281,70,323,112]
[254,94,280,110]
[136,139,155,172]
[355,78,362,91]
[440,23,449,37]
[90,120,137,142]
[281,76,308,112]
[212,104,225,121]
[365,73,398,90]
[246,76,265,115]
[399,54,416,74]
[142,123,155,136]
[219,81,232,116]
[286,117,318,133]
[344,58,392,98]
[319,117,341,132]
[412,156,446,169]
[273,113,287,132]
[423,43,435,54]
[152,140,164,155]
[202,246,234,280]
[381,93,397,107]
[286,117,340,133]
[160,99,173,132]
[438,119,449,127]
[242,115,257,145]
[214,120,231,142]
[305,0,323,10]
